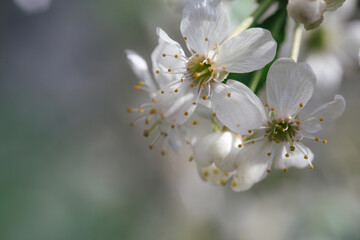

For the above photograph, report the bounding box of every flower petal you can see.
[125,49,157,93]
[180,0,229,55]
[197,164,233,186]
[266,58,316,118]
[230,140,271,192]
[211,82,263,135]
[154,81,197,124]
[151,28,187,89]
[226,80,268,123]
[215,28,276,73]
[274,142,314,169]
[301,95,346,133]
[168,128,182,153]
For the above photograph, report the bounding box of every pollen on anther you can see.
[309,165,314,169]
[205,37,209,41]
[276,140,280,144]
[267,152,272,156]
[202,96,207,100]
[184,37,187,40]
[174,89,179,93]
[222,66,226,70]
[213,169,219,175]
[315,137,319,142]
[238,144,242,148]
[323,140,327,144]
[296,138,300,142]
[264,134,268,137]
[156,70,160,74]
[248,130,252,134]
[271,107,275,111]
[299,103,303,108]
[189,156,193,162]
[304,155,308,159]
[204,171,209,177]
[138,81,144,86]
[150,108,157,114]
[290,146,295,151]
[151,98,157,102]
[319,118,324,122]
[161,151,166,156]
[171,124,175,129]
[127,107,132,113]
[149,145,153,150]
[296,121,301,125]
[184,112,188,116]
[285,153,290,158]
[174,54,178,58]
[265,103,269,107]
[227,93,231,98]
[251,140,255,144]
[283,168,288,172]
[267,169,271,173]
[192,102,196,105]
[168,68,172,72]
[162,53,166,57]
[190,84,195,88]
[232,181,238,187]
[221,179,226,185]
[138,107,144,113]
[133,85,139,90]
[145,119,150,125]
[130,122,136,127]
[181,78,184,82]
[160,113,165,118]
[193,121,198,125]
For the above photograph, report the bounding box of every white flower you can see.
[13,0,51,14]
[152,0,277,134]
[287,0,326,25]
[218,58,346,190]
[126,50,184,155]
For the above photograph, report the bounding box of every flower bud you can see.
[287,0,327,25]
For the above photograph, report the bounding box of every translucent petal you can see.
[211,82,263,135]
[266,58,316,118]
[125,50,157,94]
[215,28,276,73]
[151,28,187,89]
[180,0,229,55]
[274,142,314,169]
[197,163,233,186]
[301,95,346,133]
[168,128,182,153]
[154,82,198,124]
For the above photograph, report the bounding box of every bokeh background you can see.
[1,0,360,239]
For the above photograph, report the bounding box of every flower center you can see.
[265,118,299,143]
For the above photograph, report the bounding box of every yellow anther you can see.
[160,113,165,118]
[137,81,144,86]
[224,173,229,177]
[272,137,276,141]
[222,66,226,70]
[184,112,188,116]
[212,113,216,117]
[201,82,207,87]
[174,89,179,93]
[127,107,132,113]
[188,156,193,162]
[277,126,282,130]
[190,84,194,88]
[265,103,269,107]
[264,134,268,137]
[156,70,160,74]
[319,118,324,122]
[271,107,275,111]
[304,155,308,159]
[282,128,286,132]
[274,131,278,135]
[276,140,280,144]
[171,124,175,128]
[161,151,166,156]
[133,85,139,90]
[184,37,187,40]
[285,153,290,158]
[205,37,208,41]
[299,103,303,108]
[162,53,166,57]
[161,90,165,94]
[283,168,288,172]
[251,140,255,144]
[180,78,184,82]
[227,93,231,98]
[248,130,252,134]
[187,67,191,71]
[193,72,200,78]
[213,169,219,174]
[199,62,204,67]
[149,145,153,149]
[267,152,272,156]
[193,121,198,125]
[290,146,295,151]
[296,138,300,142]
[192,102,196,105]
[267,169,271,173]
[168,68,171,72]
[238,144,242,148]
[195,53,199,58]
[150,108,157,115]
[309,165,314,169]
[130,122,136,127]
[163,132,168,137]
[145,119,150,125]
[204,171,209,177]
[221,179,227,185]
[291,138,294,142]
[151,98,157,102]
[138,107,144,113]
[215,43,219,47]
[202,95,207,100]
[315,137,319,142]
[323,140,327,144]
[232,181,238,187]
[296,121,301,125]
[174,54,178,58]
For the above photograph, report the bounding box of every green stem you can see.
[290,23,303,62]
[249,69,263,92]
[228,0,275,39]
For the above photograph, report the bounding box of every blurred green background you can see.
[0,0,360,239]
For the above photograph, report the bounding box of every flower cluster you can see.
[126,0,346,191]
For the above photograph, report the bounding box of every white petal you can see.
[211,82,263,135]
[180,0,229,54]
[226,80,268,123]
[151,28,187,89]
[266,58,316,118]
[168,128,182,153]
[301,95,346,133]
[197,164,233,186]
[215,28,277,73]
[154,82,198,124]
[274,142,314,169]
[125,49,157,93]
[230,140,271,192]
